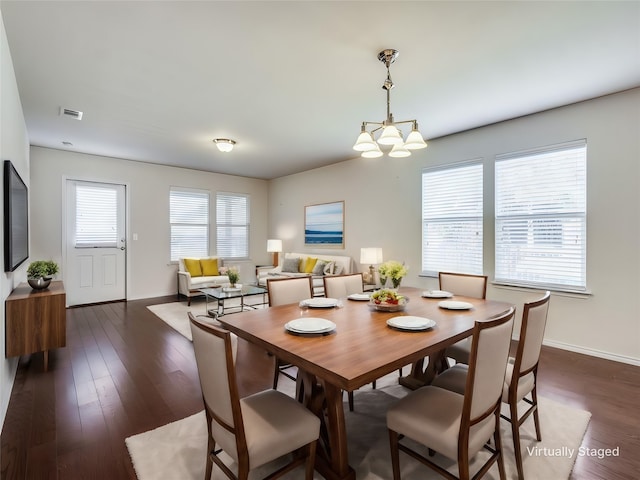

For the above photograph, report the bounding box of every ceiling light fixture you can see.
[213,138,236,153]
[353,49,427,158]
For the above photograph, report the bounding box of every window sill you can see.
[491,282,592,298]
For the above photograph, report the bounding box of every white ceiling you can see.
[2,1,639,180]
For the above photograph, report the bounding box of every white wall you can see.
[269,88,640,364]
[1,9,30,429]
[29,147,270,300]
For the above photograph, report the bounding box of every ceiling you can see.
[2,1,639,180]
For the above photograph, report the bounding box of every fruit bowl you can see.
[368,289,409,312]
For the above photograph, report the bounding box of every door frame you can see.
[61,175,131,306]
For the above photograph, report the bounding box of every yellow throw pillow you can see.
[200,258,219,276]
[183,258,202,277]
[303,257,318,273]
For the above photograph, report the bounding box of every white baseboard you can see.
[542,339,640,366]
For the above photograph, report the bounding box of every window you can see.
[495,140,587,291]
[75,183,118,248]
[170,188,209,261]
[216,192,249,259]
[421,161,483,276]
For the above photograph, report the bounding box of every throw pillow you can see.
[200,257,219,276]
[333,264,344,275]
[323,261,335,275]
[282,257,301,273]
[312,260,327,276]
[302,257,318,273]
[183,258,203,277]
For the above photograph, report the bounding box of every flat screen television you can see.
[4,160,29,272]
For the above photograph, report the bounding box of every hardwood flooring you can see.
[1,296,639,479]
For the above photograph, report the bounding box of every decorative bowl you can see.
[368,298,409,312]
[28,277,52,290]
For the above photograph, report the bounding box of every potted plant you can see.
[26,260,59,290]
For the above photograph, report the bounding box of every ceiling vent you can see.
[59,107,83,120]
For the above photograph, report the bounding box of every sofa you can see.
[177,257,229,305]
[257,252,353,296]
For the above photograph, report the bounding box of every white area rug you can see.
[147,298,265,341]
[126,372,591,480]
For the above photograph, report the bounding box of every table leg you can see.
[399,349,448,390]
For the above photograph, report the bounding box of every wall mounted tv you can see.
[4,160,29,272]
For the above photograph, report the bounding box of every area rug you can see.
[126,381,591,480]
[147,298,265,341]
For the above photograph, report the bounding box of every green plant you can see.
[27,260,59,279]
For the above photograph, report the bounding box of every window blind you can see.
[216,193,249,259]
[170,188,209,261]
[495,140,587,291]
[421,161,483,276]
[75,184,118,247]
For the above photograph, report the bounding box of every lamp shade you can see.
[267,239,282,253]
[404,128,428,150]
[361,143,383,158]
[377,125,403,145]
[389,142,411,158]
[360,247,383,265]
[353,131,377,151]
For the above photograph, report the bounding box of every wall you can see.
[269,88,640,364]
[1,10,30,428]
[29,147,270,301]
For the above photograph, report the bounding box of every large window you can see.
[421,161,483,276]
[216,192,249,259]
[495,140,587,291]
[170,188,209,261]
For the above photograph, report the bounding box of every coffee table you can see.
[199,285,267,317]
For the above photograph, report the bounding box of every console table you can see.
[5,280,66,370]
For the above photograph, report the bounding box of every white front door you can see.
[65,180,126,306]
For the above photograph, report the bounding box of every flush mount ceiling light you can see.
[353,49,427,158]
[213,138,236,153]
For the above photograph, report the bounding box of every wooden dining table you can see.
[218,286,512,480]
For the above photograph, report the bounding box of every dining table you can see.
[218,286,513,480]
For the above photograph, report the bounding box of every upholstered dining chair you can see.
[189,314,320,480]
[440,272,489,366]
[267,276,314,390]
[432,291,550,480]
[387,306,514,480]
[322,273,373,411]
[322,273,364,299]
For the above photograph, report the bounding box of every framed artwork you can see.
[304,201,344,248]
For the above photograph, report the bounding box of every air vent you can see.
[59,107,83,120]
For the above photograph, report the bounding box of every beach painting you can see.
[305,201,344,247]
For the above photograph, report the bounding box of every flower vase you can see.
[390,278,402,291]
[379,277,388,289]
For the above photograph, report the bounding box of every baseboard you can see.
[543,339,640,366]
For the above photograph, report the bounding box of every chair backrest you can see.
[189,313,245,461]
[439,272,488,299]
[514,291,551,375]
[267,276,313,306]
[463,307,515,424]
[323,273,364,298]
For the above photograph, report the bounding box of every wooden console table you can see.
[5,280,66,370]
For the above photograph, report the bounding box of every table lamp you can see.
[360,247,383,285]
[267,239,283,266]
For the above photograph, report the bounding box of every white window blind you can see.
[495,140,587,291]
[216,193,249,259]
[170,188,209,261]
[75,184,118,247]
[422,161,483,276]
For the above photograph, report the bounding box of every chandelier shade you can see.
[353,49,427,157]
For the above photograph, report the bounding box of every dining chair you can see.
[322,273,374,411]
[387,306,515,480]
[189,314,320,480]
[432,292,550,480]
[267,276,314,390]
[439,272,488,367]
[322,273,364,299]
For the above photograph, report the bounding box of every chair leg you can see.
[388,429,401,480]
[348,391,354,412]
[509,400,526,480]
[494,413,507,480]
[272,359,280,390]
[531,386,542,441]
[372,379,377,389]
[305,440,317,480]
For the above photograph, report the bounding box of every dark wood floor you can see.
[1,296,639,479]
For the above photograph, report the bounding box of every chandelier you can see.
[353,49,427,158]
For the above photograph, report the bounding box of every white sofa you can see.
[177,257,228,305]
[257,252,353,296]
